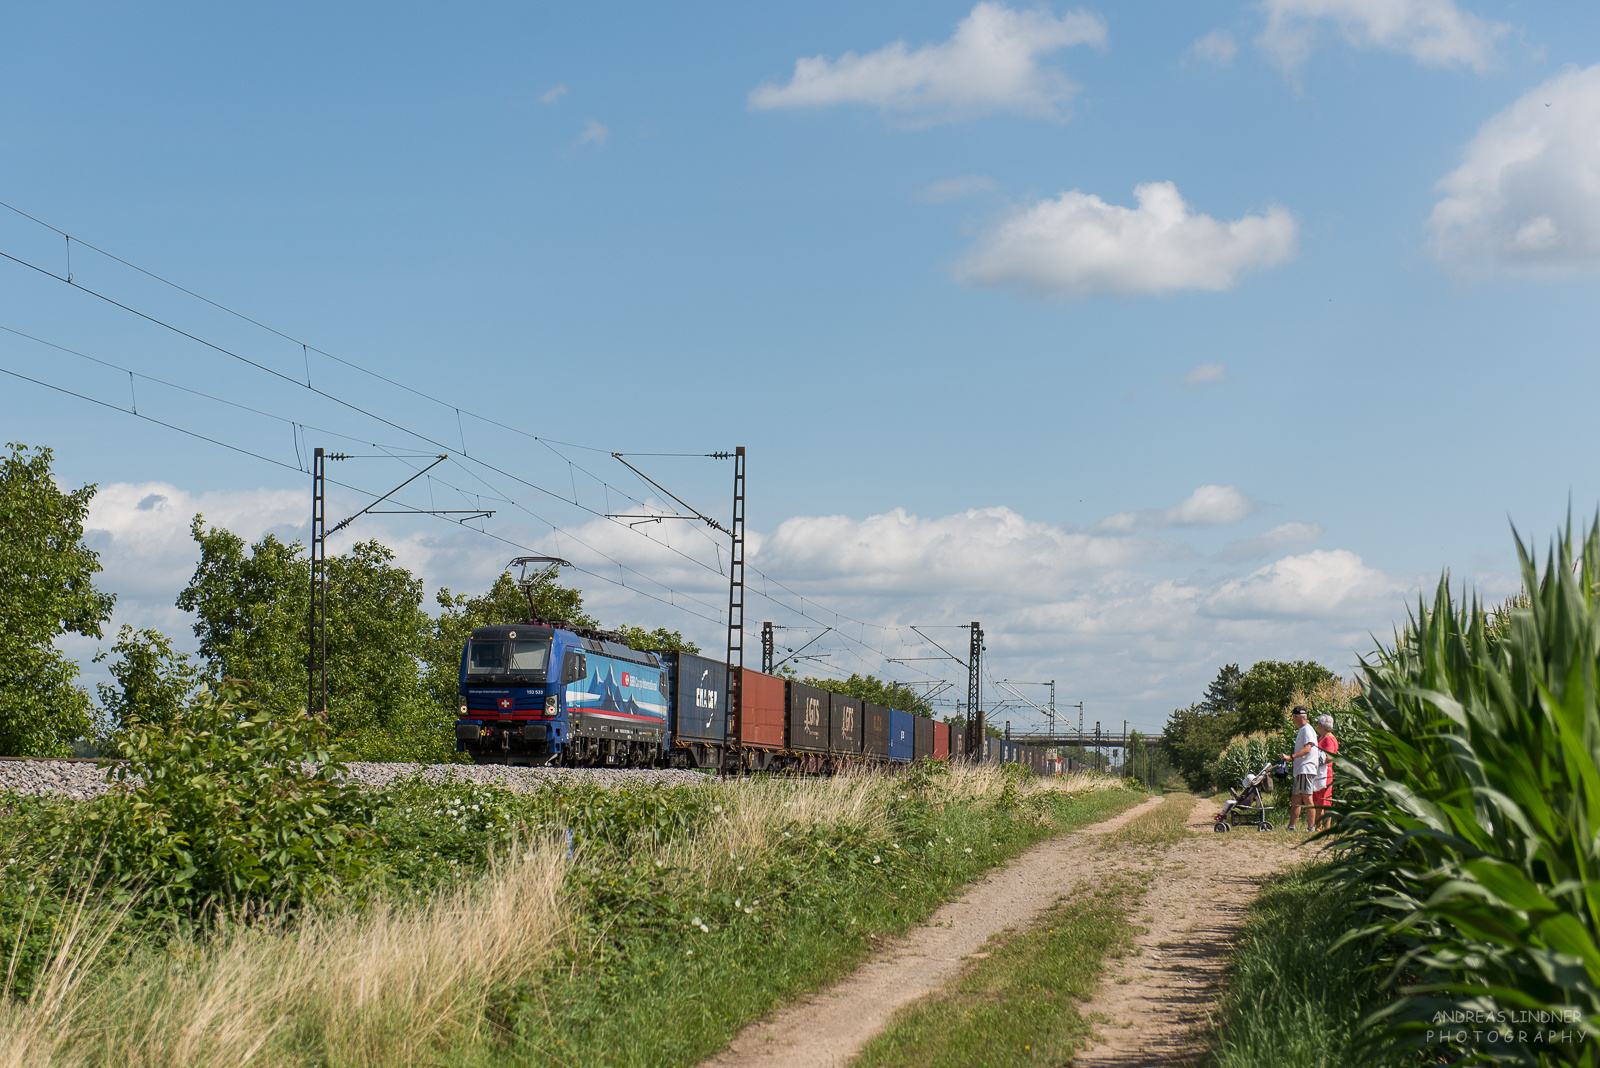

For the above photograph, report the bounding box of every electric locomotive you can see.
[454,621,668,766]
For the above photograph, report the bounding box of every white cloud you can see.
[576,119,608,148]
[1217,521,1323,562]
[85,482,305,605]
[1095,485,1265,533]
[1188,30,1237,68]
[748,2,1107,125]
[914,175,998,203]
[955,181,1297,298]
[1205,549,1407,620]
[1428,64,1600,275]
[70,476,1428,731]
[1257,0,1508,72]
[1183,361,1230,386]
[539,84,568,105]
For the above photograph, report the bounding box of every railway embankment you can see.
[0,762,1142,1067]
[0,757,711,799]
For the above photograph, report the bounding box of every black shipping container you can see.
[862,702,891,757]
[951,726,966,760]
[913,716,933,760]
[829,693,862,753]
[787,681,829,752]
[661,652,727,744]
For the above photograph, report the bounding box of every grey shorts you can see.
[1294,773,1320,796]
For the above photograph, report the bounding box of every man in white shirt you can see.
[1279,706,1318,831]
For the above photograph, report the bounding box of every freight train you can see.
[453,618,1064,775]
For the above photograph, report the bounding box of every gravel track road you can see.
[698,795,1169,1068]
[699,793,1310,1068]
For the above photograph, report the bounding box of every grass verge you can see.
[501,770,1143,1068]
[1210,860,1405,1068]
[1,766,1143,1068]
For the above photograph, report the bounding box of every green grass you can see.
[1100,792,1194,849]
[1211,861,1407,1068]
[2,769,1145,1067]
[494,782,1144,1068]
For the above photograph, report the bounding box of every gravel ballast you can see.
[0,759,713,800]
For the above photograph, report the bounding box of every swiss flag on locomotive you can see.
[498,697,513,710]
[622,672,632,687]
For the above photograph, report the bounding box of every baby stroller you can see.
[1213,760,1287,832]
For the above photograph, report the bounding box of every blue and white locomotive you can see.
[454,622,669,766]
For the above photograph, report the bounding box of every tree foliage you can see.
[178,519,443,757]
[94,625,201,738]
[176,517,306,704]
[1163,659,1337,789]
[1233,659,1336,734]
[613,625,699,654]
[0,443,115,756]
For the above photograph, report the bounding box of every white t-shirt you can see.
[1292,724,1319,776]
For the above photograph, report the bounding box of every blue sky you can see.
[4,0,1599,734]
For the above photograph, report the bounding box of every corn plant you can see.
[1335,520,1600,1065]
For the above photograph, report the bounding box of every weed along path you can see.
[1068,795,1303,1067]
[698,794,1169,1068]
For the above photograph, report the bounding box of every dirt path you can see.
[1068,797,1304,1066]
[698,795,1168,1068]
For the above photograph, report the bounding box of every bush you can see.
[66,680,378,914]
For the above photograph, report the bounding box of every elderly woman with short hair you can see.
[1311,714,1338,831]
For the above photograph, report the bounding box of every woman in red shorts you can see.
[1312,714,1338,831]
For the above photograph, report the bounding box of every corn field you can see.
[1334,520,1600,1064]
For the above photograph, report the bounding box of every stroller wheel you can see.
[1213,821,1231,832]
[1257,822,1273,832]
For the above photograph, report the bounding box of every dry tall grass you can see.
[0,842,572,1068]
[659,764,1124,892]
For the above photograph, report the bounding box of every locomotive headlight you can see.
[458,704,467,716]
[545,695,558,716]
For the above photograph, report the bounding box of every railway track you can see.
[0,757,713,800]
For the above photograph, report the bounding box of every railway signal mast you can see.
[607,447,746,743]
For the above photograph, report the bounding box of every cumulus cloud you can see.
[954,181,1297,298]
[1217,521,1323,562]
[1095,485,1265,534]
[748,2,1107,124]
[1188,30,1237,68]
[539,84,567,105]
[576,119,608,148]
[70,474,1429,732]
[1204,549,1407,620]
[1428,64,1600,275]
[1183,362,1230,387]
[85,482,305,604]
[1257,0,1508,72]
[914,175,998,203]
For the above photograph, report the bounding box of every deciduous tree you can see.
[0,444,115,756]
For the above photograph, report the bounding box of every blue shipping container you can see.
[888,708,914,763]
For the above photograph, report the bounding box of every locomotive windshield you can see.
[466,638,551,677]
